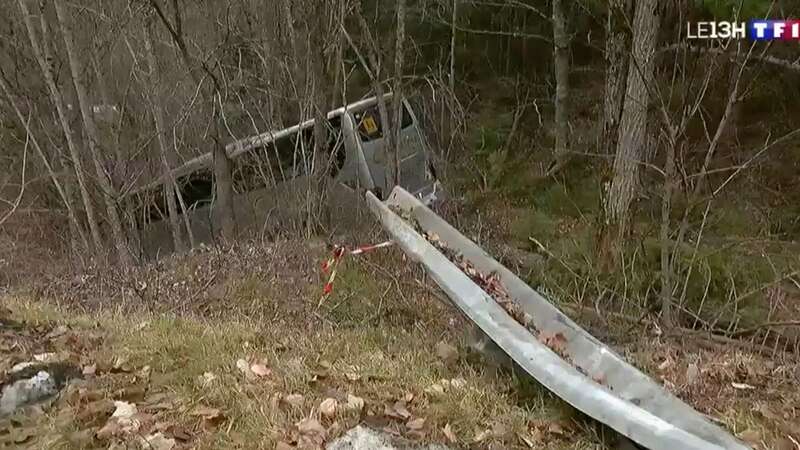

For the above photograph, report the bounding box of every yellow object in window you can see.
[363,116,378,134]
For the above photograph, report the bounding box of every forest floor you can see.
[1,240,599,450]
[1,235,798,449]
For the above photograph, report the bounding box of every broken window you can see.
[353,103,414,143]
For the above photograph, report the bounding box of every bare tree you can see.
[602,0,631,156]
[390,0,408,187]
[352,6,392,194]
[17,0,103,253]
[607,0,661,237]
[449,0,458,94]
[143,19,185,253]
[148,0,236,241]
[549,0,570,174]
[54,0,134,267]
[0,71,87,249]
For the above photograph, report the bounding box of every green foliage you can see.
[470,110,515,187]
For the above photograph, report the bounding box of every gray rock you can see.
[326,426,452,450]
[0,362,81,416]
[0,371,59,416]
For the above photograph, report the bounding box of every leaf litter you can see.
[396,208,606,386]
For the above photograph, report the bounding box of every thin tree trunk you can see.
[596,0,632,270]
[54,0,134,267]
[0,71,88,251]
[148,0,236,241]
[144,21,185,253]
[608,0,660,236]
[659,131,677,327]
[18,0,103,253]
[551,0,570,167]
[602,0,631,156]
[449,0,457,94]
[355,9,391,195]
[390,0,407,188]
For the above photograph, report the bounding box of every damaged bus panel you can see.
[125,94,441,257]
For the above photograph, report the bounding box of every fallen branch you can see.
[727,320,800,338]
[660,44,800,74]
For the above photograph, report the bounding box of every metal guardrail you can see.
[367,186,749,450]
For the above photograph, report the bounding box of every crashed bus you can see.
[125,94,441,257]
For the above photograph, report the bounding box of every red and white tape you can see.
[319,240,394,306]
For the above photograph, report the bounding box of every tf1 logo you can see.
[687,20,800,40]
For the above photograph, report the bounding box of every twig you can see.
[728,321,800,338]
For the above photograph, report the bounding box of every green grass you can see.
[2,274,601,450]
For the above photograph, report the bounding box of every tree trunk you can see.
[552,0,570,166]
[148,0,236,242]
[659,131,678,327]
[608,0,660,236]
[355,8,391,195]
[0,71,88,251]
[602,0,631,157]
[390,0,407,188]
[211,118,236,240]
[449,0,458,94]
[54,0,134,267]
[144,21,185,253]
[596,0,632,270]
[18,0,103,254]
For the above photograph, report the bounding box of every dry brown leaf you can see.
[190,406,225,428]
[75,399,115,427]
[82,364,97,377]
[251,363,272,378]
[449,378,467,389]
[137,365,152,380]
[547,422,565,436]
[424,383,445,396]
[538,332,568,356]
[111,401,137,420]
[236,358,255,379]
[139,432,176,450]
[443,423,457,443]
[406,418,426,431]
[385,401,411,420]
[345,394,365,412]
[112,355,132,373]
[275,442,294,450]
[167,425,193,442]
[297,417,327,447]
[345,372,361,382]
[198,372,217,387]
[96,420,122,440]
[120,412,154,434]
[283,394,305,408]
[33,352,58,363]
[491,422,509,438]
[190,406,221,419]
[435,341,458,363]
[319,398,338,418]
[474,429,492,442]
[518,430,542,448]
[685,363,700,386]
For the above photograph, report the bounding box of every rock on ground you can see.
[0,362,80,416]
[327,426,453,450]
